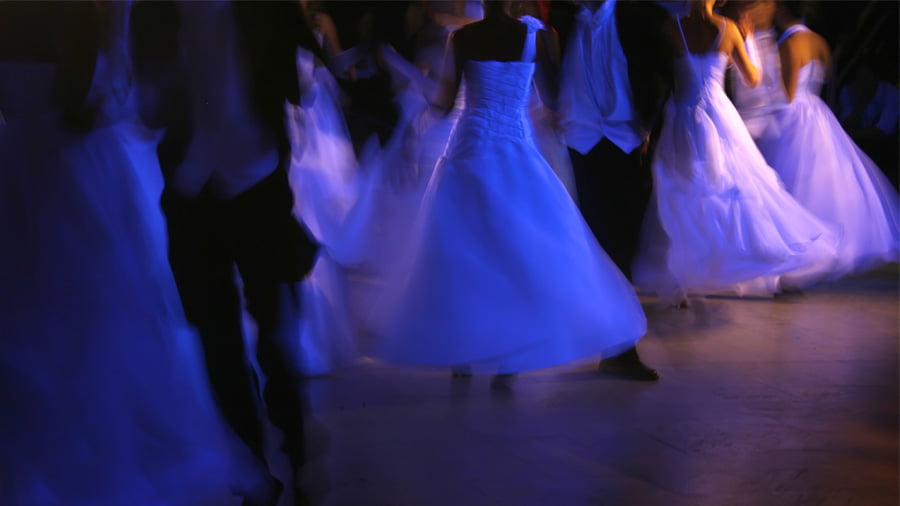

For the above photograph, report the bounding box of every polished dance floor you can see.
[286,265,899,506]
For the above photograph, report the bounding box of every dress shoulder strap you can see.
[675,17,701,80]
[519,15,542,62]
[777,24,811,46]
[676,17,727,56]
[675,17,691,56]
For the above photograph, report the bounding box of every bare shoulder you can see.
[778,31,809,69]
[718,16,742,41]
[781,28,820,55]
[808,30,831,57]
[784,27,825,46]
[711,14,743,54]
[779,31,803,55]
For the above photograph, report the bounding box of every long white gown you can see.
[367,26,646,373]
[283,40,360,377]
[326,43,449,356]
[282,39,454,375]
[756,25,900,278]
[632,20,839,302]
[287,39,359,251]
[282,39,450,375]
[0,7,255,505]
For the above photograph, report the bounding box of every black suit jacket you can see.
[130,0,319,282]
[615,1,674,132]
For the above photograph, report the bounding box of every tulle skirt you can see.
[366,129,646,374]
[633,93,840,302]
[284,61,362,376]
[0,115,250,505]
[287,64,359,251]
[757,95,900,278]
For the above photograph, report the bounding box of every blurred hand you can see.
[738,14,754,39]
[638,134,651,157]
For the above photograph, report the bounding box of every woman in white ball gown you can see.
[367,0,648,384]
[0,3,269,504]
[282,3,361,377]
[632,0,839,305]
[756,1,899,279]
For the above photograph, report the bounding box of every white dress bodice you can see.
[672,52,729,106]
[368,23,647,373]
[456,60,536,142]
[634,20,841,299]
[792,60,826,103]
[672,18,729,106]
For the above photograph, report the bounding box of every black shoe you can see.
[598,348,660,382]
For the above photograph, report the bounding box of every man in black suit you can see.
[559,0,674,381]
[561,0,673,280]
[131,2,320,504]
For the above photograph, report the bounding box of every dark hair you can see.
[719,1,741,20]
[780,1,807,20]
[483,0,510,17]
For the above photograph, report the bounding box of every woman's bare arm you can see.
[778,35,803,102]
[728,20,760,88]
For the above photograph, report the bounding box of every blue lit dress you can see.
[632,20,839,302]
[369,25,646,373]
[757,26,899,278]
[0,7,258,504]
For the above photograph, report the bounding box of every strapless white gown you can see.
[282,43,361,376]
[757,60,900,278]
[633,49,839,302]
[368,57,646,373]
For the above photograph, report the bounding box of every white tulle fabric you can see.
[283,45,361,376]
[633,45,840,302]
[0,16,249,505]
[363,55,646,373]
[757,59,900,277]
[326,45,450,353]
[287,46,359,250]
[728,27,785,139]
